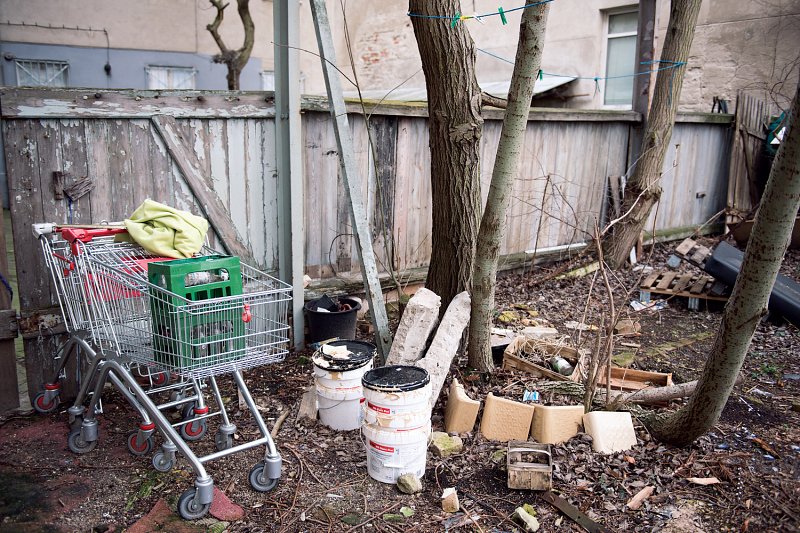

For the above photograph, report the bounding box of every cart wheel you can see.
[152,451,174,472]
[67,430,97,454]
[69,415,84,433]
[151,372,170,387]
[181,401,196,421]
[126,431,154,456]
[33,392,59,414]
[248,462,279,492]
[181,419,207,441]
[177,488,210,520]
[214,430,233,451]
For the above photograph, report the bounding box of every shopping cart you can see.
[32,223,292,519]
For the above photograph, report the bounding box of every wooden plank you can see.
[246,119,266,267]
[150,115,252,261]
[655,272,678,290]
[261,119,280,273]
[84,120,114,222]
[672,274,693,292]
[0,207,18,412]
[107,119,135,220]
[128,119,156,204]
[148,123,175,206]
[226,119,250,252]
[310,0,391,360]
[689,277,709,295]
[0,88,277,119]
[641,271,660,288]
[675,238,696,255]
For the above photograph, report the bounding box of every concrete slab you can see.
[386,288,441,366]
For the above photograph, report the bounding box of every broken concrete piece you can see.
[441,487,460,513]
[396,473,423,494]
[582,411,638,454]
[480,393,535,442]
[521,326,559,339]
[444,378,480,434]
[512,507,540,532]
[386,288,441,366]
[430,432,464,457]
[530,405,584,444]
[296,387,317,421]
[416,291,471,410]
[614,318,641,336]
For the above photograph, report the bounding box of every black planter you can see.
[304,296,362,343]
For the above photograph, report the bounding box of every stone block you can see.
[396,473,422,494]
[386,288,441,366]
[480,393,535,442]
[582,411,638,454]
[444,378,480,434]
[530,405,584,444]
[430,431,464,457]
[416,291,471,410]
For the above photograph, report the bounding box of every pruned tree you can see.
[207,0,255,90]
[602,0,702,269]
[468,3,550,371]
[409,0,483,310]
[647,81,800,446]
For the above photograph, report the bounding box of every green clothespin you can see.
[451,12,460,28]
[498,6,507,25]
[538,70,543,80]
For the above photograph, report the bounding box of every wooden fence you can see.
[0,87,732,406]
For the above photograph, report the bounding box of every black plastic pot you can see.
[304,296,362,343]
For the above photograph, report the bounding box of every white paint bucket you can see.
[313,340,375,431]
[362,367,432,429]
[362,422,431,483]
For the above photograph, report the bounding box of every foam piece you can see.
[530,405,584,444]
[582,411,638,454]
[480,393,535,442]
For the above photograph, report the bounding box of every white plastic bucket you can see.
[362,422,431,483]
[313,341,375,431]
[361,365,432,429]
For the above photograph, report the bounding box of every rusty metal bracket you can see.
[540,491,611,533]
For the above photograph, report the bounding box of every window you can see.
[604,10,638,106]
[15,59,69,87]
[146,66,197,90]
[261,70,275,91]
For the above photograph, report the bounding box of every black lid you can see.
[362,365,430,392]
[312,340,376,371]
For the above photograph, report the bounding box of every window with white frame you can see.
[261,70,275,91]
[145,66,197,90]
[15,59,69,87]
[604,10,638,106]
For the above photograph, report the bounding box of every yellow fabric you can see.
[124,199,209,259]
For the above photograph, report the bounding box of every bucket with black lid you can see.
[313,340,375,431]
[360,365,432,483]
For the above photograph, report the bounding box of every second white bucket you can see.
[362,366,432,429]
[313,340,375,431]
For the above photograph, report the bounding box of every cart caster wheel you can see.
[151,372,170,387]
[177,488,210,520]
[152,451,174,472]
[214,430,233,451]
[33,392,59,414]
[181,419,207,441]
[67,430,97,454]
[181,401,196,421]
[248,462,279,492]
[69,415,84,433]
[126,431,154,456]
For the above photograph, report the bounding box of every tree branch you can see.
[207,0,231,56]
[235,0,255,70]
[481,91,508,109]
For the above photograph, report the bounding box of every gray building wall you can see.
[0,41,264,90]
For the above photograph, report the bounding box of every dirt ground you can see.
[1,238,798,532]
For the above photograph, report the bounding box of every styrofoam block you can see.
[480,393,535,442]
[444,378,481,434]
[582,411,638,454]
[531,405,584,444]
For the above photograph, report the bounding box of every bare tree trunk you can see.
[648,82,800,446]
[410,0,483,310]
[602,0,702,269]
[467,3,549,371]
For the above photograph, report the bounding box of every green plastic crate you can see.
[147,256,246,371]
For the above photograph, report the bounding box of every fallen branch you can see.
[271,409,290,438]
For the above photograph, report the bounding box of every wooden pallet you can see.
[640,271,729,310]
[674,238,713,268]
